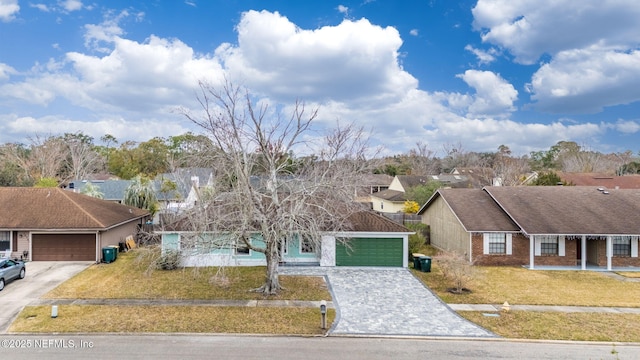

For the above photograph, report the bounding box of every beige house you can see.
[0,187,149,262]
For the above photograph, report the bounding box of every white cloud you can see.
[455,70,518,118]
[337,5,348,15]
[216,10,417,104]
[528,47,640,113]
[611,119,640,134]
[464,44,496,65]
[0,0,19,22]
[472,0,640,65]
[409,29,418,36]
[0,63,16,81]
[59,0,82,12]
[30,3,50,12]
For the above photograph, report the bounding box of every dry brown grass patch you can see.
[460,311,640,342]
[45,250,330,301]
[10,305,335,334]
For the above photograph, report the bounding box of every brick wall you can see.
[592,240,640,267]
[472,234,580,267]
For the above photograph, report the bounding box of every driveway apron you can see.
[280,267,495,337]
[0,261,92,333]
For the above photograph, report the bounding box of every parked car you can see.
[0,259,26,291]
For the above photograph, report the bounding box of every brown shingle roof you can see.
[370,189,406,202]
[347,211,412,233]
[484,186,640,235]
[0,187,149,230]
[558,172,640,189]
[427,188,519,232]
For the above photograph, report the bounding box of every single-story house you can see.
[0,187,149,261]
[159,211,413,268]
[418,186,640,270]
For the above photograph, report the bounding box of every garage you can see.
[32,234,96,261]
[335,237,404,267]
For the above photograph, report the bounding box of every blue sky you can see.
[1,0,639,156]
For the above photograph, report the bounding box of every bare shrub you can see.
[436,251,475,294]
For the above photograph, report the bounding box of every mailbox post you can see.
[320,300,327,329]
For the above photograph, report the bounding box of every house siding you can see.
[422,195,469,256]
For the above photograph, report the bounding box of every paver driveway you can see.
[280,267,495,337]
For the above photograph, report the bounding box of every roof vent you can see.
[597,187,604,192]
[602,190,610,195]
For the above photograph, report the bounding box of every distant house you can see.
[0,187,149,262]
[355,174,394,202]
[159,211,412,268]
[558,172,640,189]
[419,186,640,270]
[371,175,470,213]
[154,168,214,214]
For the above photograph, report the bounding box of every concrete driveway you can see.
[280,267,495,337]
[0,261,92,333]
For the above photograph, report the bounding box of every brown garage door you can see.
[32,234,96,261]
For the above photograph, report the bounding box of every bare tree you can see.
[406,141,440,175]
[62,132,104,182]
[180,80,370,294]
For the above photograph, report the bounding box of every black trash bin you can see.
[413,257,422,271]
[419,256,432,272]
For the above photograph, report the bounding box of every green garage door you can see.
[335,238,403,267]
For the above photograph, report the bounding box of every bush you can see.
[157,250,181,270]
[436,250,475,294]
[405,223,429,259]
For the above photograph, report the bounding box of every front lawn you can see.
[45,249,331,301]
[414,248,640,307]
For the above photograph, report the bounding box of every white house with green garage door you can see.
[159,211,413,268]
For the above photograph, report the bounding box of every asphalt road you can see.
[0,261,92,333]
[0,335,638,360]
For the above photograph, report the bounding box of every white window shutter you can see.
[558,236,565,256]
[506,233,512,255]
[534,237,541,256]
[483,233,489,255]
[632,237,639,258]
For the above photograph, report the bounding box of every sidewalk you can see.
[30,298,334,308]
[31,299,640,314]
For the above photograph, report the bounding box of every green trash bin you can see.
[109,245,119,260]
[102,247,116,263]
[419,256,432,273]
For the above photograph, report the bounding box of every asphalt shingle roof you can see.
[428,188,519,232]
[484,186,640,235]
[0,187,149,230]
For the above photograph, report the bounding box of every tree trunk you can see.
[256,239,283,295]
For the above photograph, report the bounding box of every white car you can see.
[0,258,26,291]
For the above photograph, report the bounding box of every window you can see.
[540,235,559,255]
[300,238,315,254]
[613,236,631,257]
[487,233,506,254]
[0,231,9,251]
[235,237,250,256]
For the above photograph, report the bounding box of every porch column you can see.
[606,236,612,271]
[529,235,535,269]
[581,235,586,270]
